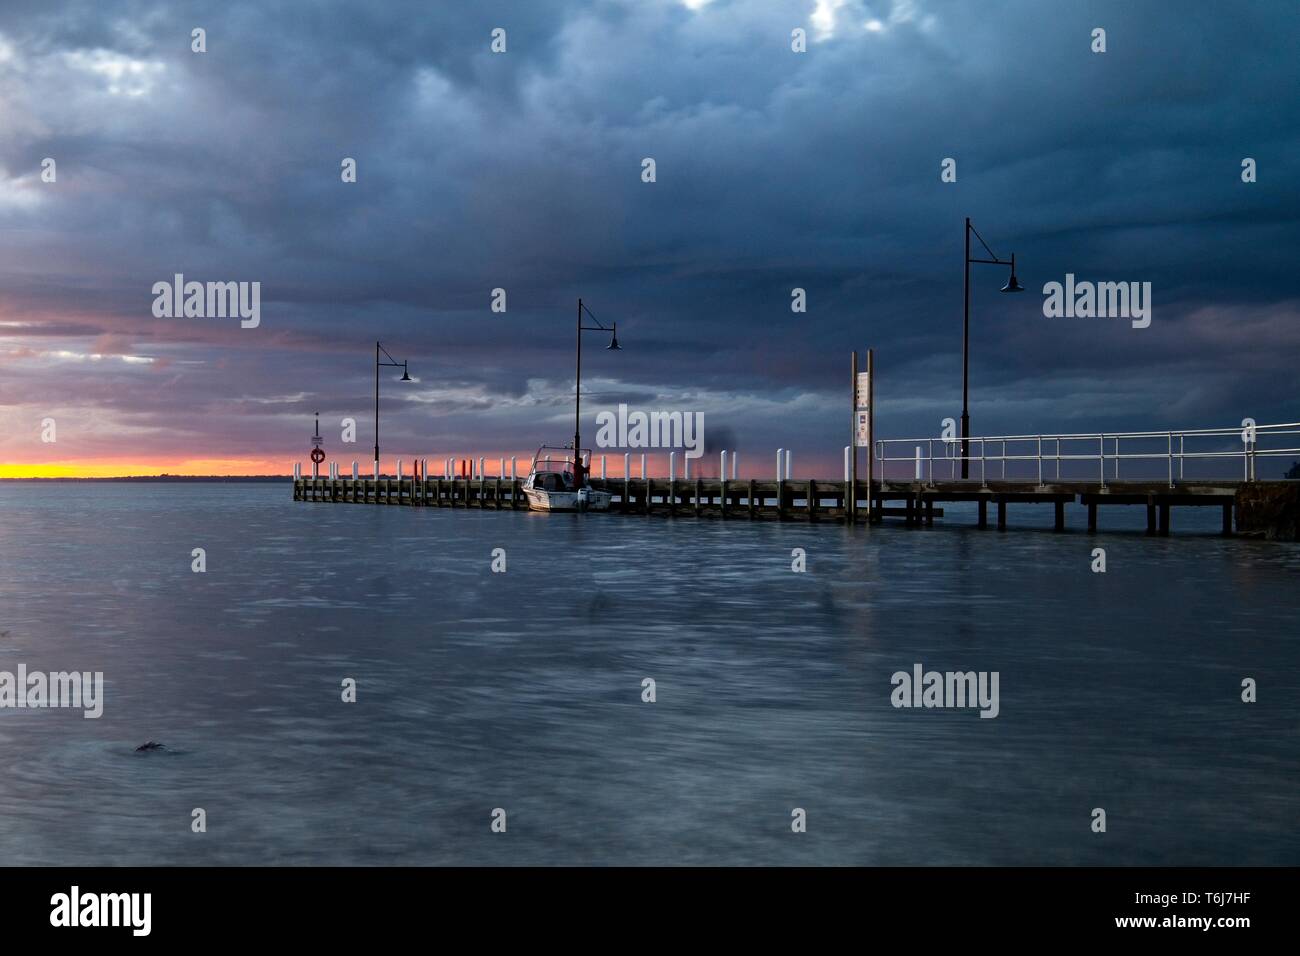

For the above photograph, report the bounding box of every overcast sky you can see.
[1,0,1297,475]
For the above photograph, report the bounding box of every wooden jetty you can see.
[289,473,1299,536]
[291,422,1300,537]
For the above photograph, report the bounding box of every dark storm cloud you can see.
[1,0,1297,469]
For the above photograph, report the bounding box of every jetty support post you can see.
[669,452,676,515]
[623,453,630,512]
[776,449,786,520]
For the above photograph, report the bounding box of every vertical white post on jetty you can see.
[601,455,607,479]
[844,446,851,481]
[684,454,690,481]
[777,449,783,480]
[511,457,517,480]
[915,447,922,480]
[478,457,485,479]
[623,452,630,478]
[352,461,358,480]
[669,451,676,480]
[396,459,403,479]
[720,450,727,481]
[292,462,299,479]
[640,453,647,479]
[499,457,505,479]
[422,459,428,481]
[731,452,738,480]
[785,449,792,480]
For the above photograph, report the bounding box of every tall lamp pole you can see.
[374,340,411,478]
[961,217,1023,478]
[574,298,621,475]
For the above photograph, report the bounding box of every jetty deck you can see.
[291,423,1300,537]
[291,474,1284,536]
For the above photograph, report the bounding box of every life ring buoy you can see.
[310,448,326,464]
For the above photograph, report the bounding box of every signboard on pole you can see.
[854,371,871,447]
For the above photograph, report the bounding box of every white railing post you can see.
[669,451,676,481]
[1099,436,1106,489]
[352,461,359,480]
[511,457,518,480]
[843,445,851,482]
[720,450,727,482]
[777,449,783,481]
[1037,436,1043,486]
[915,446,922,480]
[785,449,792,480]
[731,451,738,480]
[640,453,647,479]
[623,452,630,479]
[1167,432,1173,487]
[600,455,607,480]
[396,458,403,480]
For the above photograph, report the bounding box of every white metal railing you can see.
[874,422,1300,486]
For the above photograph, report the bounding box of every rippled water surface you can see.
[1,482,1297,865]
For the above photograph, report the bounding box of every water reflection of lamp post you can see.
[374,341,411,479]
[962,217,1023,478]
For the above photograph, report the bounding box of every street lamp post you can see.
[374,340,411,479]
[961,217,1023,478]
[574,298,621,485]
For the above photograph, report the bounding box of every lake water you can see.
[1,482,1296,865]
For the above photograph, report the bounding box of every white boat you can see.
[522,446,612,513]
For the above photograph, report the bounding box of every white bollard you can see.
[777,449,784,481]
[397,459,403,480]
[640,453,647,479]
[731,451,738,480]
[422,458,428,481]
[601,455,607,480]
[479,456,485,479]
[844,446,851,482]
[669,451,676,480]
[499,457,505,479]
[721,450,727,481]
[511,456,517,480]
[352,461,359,481]
[623,452,630,478]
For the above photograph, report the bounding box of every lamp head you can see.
[400,363,412,381]
[1001,256,1024,293]
[607,325,621,350]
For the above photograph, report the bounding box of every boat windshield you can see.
[531,470,573,492]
